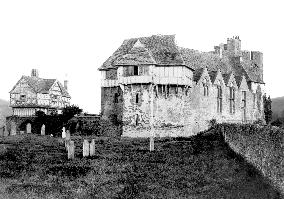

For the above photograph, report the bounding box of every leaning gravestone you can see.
[62,127,66,138]
[90,139,95,156]
[10,122,16,136]
[26,123,31,134]
[67,141,75,159]
[41,124,45,136]
[83,140,90,157]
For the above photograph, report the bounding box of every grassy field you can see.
[0,132,282,199]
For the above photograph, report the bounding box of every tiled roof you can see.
[99,35,186,70]
[11,76,70,97]
[100,34,264,84]
[114,41,156,65]
[179,47,263,83]
[179,48,232,73]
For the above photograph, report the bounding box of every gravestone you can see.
[65,130,70,140]
[67,141,75,159]
[41,124,45,136]
[83,139,90,157]
[90,139,95,156]
[0,127,3,136]
[62,127,66,138]
[65,139,70,151]
[150,137,154,151]
[4,127,9,136]
[26,123,31,134]
[10,122,16,136]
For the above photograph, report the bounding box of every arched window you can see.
[203,78,209,96]
[217,85,222,113]
[229,87,235,114]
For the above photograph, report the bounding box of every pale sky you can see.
[0,0,283,113]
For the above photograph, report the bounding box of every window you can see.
[229,87,235,114]
[135,114,139,126]
[114,93,119,103]
[257,92,262,112]
[135,93,139,103]
[20,95,26,101]
[203,83,209,96]
[253,93,256,109]
[242,91,246,109]
[134,66,139,76]
[217,86,222,113]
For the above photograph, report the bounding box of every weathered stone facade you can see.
[99,35,265,137]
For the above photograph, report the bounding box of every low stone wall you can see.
[217,123,284,194]
[122,126,186,137]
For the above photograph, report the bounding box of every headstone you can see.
[65,139,70,151]
[26,123,31,134]
[0,127,3,137]
[65,130,70,140]
[150,137,154,151]
[67,141,75,159]
[89,139,95,156]
[41,124,45,136]
[62,127,66,138]
[4,127,9,136]
[83,139,90,157]
[10,122,16,136]
[20,131,25,135]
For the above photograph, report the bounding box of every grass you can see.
[0,133,282,198]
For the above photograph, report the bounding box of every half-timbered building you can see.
[9,69,71,116]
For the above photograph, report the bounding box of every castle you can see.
[99,35,265,137]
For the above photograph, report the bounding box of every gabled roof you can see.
[100,34,264,84]
[193,68,204,82]
[208,71,217,84]
[10,76,70,97]
[99,35,187,70]
[114,40,156,65]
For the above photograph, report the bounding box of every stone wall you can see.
[5,116,36,135]
[101,81,264,138]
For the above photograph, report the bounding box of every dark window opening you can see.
[136,93,139,103]
[134,66,139,76]
[114,93,119,103]
[217,86,222,113]
[135,114,139,126]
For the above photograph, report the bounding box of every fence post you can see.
[90,139,95,156]
[67,141,75,159]
[83,139,90,157]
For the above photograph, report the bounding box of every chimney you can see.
[31,69,39,77]
[64,80,68,90]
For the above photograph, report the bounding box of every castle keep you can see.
[99,35,264,137]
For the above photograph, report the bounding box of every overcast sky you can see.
[0,0,283,113]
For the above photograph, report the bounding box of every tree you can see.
[263,94,272,124]
[62,105,83,122]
